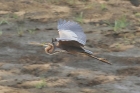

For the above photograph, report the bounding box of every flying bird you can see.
[43,19,111,65]
[30,19,111,65]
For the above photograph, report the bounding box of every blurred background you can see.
[0,0,140,93]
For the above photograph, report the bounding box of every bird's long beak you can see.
[28,42,49,47]
[43,44,49,47]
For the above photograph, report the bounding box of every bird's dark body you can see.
[57,41,86,54]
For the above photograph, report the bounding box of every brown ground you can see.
[0,0,140,93]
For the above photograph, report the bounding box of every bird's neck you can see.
[48,46,55,53]
[45,43,55,54]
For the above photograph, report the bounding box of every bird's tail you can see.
[83,48,93,55]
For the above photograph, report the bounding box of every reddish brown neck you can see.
[45,43,55,54]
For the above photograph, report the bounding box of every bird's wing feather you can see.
[58,41,84,47]
[82,48,93,55]
[56,19,86,45]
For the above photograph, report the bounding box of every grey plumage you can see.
[56,19,92,55]
[57,19,86,45]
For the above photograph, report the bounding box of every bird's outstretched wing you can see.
[56,19,86,45]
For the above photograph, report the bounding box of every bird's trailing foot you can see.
[90,55,112,65]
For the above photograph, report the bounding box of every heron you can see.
[30,19,111,65]
[42,19,111,65]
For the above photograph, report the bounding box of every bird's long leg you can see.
[89,55,112,65]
